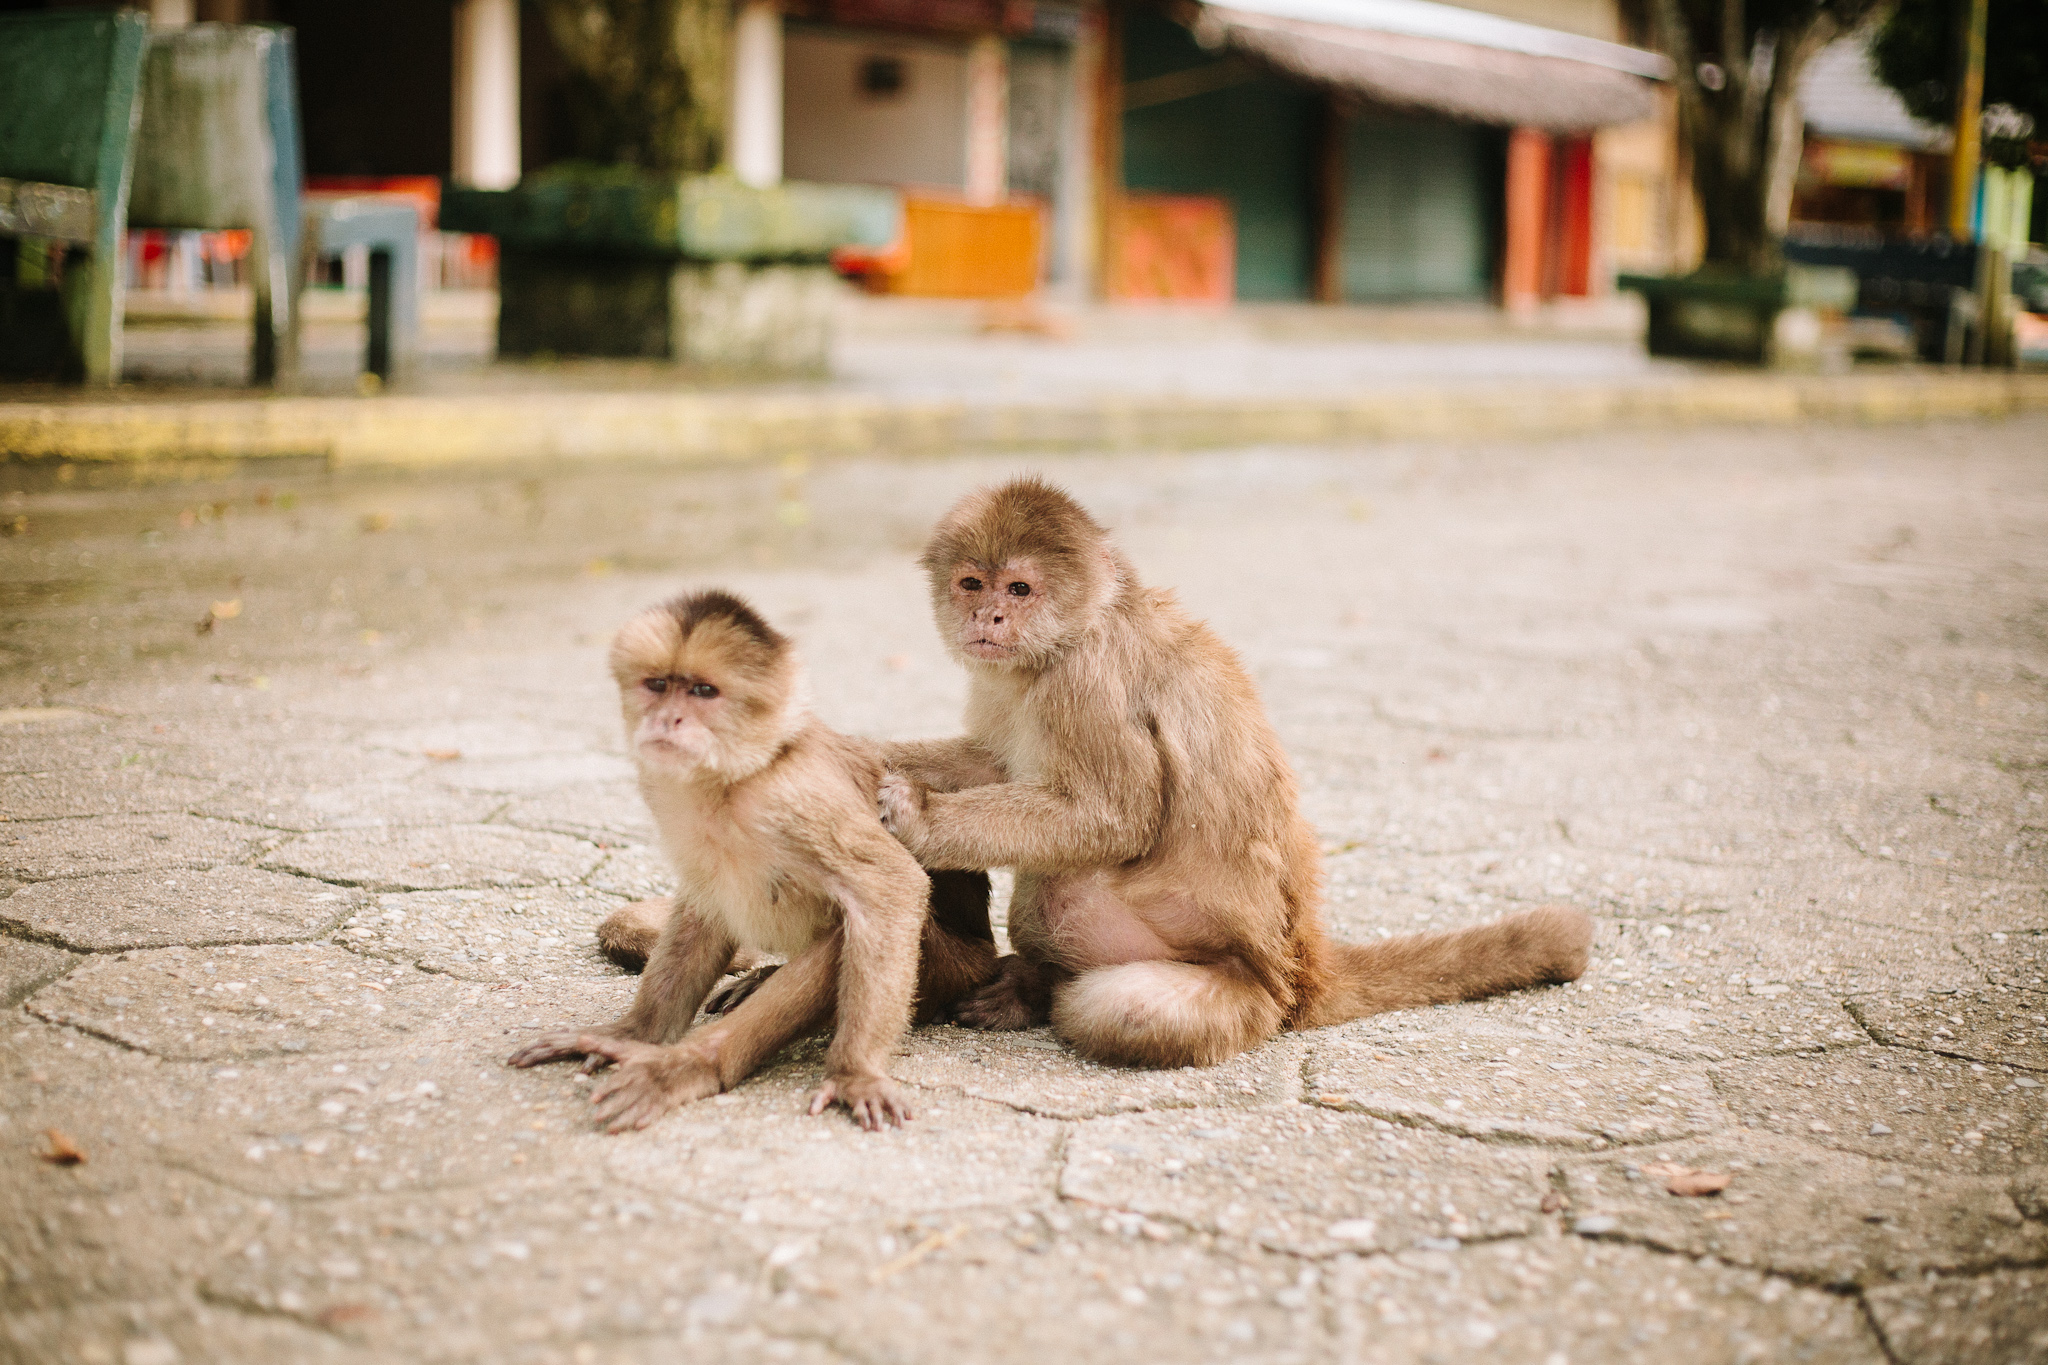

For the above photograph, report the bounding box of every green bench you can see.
[1,14,311,387]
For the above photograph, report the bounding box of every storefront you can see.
[1112,0,1665,306]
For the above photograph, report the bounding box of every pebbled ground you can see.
[2,416,2045,1364]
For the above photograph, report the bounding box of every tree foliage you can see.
[1873,0,2048,131]
[1643,0,1888,271]
[537,0,729,174]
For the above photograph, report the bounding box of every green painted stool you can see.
[0,10,148,384]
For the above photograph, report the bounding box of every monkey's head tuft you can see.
[609,590,805,780]
[920,478,1122,669]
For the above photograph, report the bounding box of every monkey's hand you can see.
[580,1036,722,1133]
[808,1071,915,1131]
[877,771,932,852]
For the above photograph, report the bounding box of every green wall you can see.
[1341,114,1503,301]
[1120,7,1316,301]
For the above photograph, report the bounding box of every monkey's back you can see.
[1089,590,1327,989]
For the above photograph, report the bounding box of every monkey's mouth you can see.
[964,638,1017,660]
[637,735,712,766]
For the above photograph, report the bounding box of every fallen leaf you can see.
[422,749,462,761]
[1641,1161,1730,1197]
[316,1302,378,1329]
[210,599,243,620]
[39,1128,85,1165]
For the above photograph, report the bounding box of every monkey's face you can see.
[609,602,799,780]
[944,559,1052,667]
[624,671,728,770]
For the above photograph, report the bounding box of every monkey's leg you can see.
[912,870,997,1023]
[510,902,735,1069]
[1050,960,1282,1069]
[583,931,843,1133]
[597,896,769,977]
[709,870,995,1023]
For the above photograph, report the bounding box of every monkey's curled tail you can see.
[1304,905,1593,1026]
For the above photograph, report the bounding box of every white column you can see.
[452,0,521,190]
[964,34,1008,205]
[148,0,194,27]
[730,1,783,188]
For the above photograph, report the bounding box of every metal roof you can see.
[1187,0,1664,129]
[1198,0,1671,79]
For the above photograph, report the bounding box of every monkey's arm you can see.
[613,900,739,1045]
[877,737,1007,793]
[882,719,1161,869]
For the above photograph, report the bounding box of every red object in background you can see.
[1109,194,1234,303]
[1503,129,1594,306]
[304,174,442,229]
[1555,135,1594,298]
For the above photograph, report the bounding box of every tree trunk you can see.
[1648,0,1870,275]
[537,0,730,174]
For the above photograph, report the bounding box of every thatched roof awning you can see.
[1185,0,1665,131]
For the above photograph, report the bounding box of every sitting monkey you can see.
[510,591,991,1131]
[872,477,1593,1067]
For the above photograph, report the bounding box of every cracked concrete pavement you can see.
[1,417,2044,1364]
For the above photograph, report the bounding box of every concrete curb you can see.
[3,370,2044,467]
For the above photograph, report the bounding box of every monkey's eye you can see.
[644,677,669,693]
[1007,581,1031,597]
[959,576,983,592]
[688,681,719,699]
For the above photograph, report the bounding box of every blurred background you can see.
[0,0,2042,393]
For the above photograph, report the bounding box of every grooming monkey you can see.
[867,477,1593,1067]
[509,591,994,1131]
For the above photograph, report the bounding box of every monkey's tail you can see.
[1302,905,1593,1027]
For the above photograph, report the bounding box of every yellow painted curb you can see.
[2,371,2043,468]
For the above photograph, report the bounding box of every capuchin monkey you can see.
[870,477,1592,1068]
[509,591,994,1131]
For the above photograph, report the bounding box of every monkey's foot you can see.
[594,898,670,972]
[950,957,1051,1032]
[507,1025,650,1074]
[581,1037,721,1133]
[809,1072,914,1131]
[703,964,781,1016]
[507,1028,605,1069]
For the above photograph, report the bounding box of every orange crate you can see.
[869,197,1044,299]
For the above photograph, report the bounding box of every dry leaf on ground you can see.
[39,1128,85,1165]
[1641,1160,1730,1196]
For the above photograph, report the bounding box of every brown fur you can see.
[509,591,996,1130]
[874,478,1592,1069]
